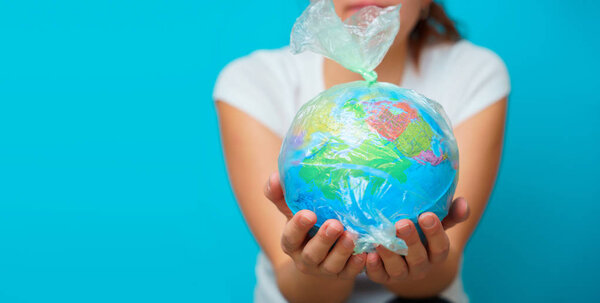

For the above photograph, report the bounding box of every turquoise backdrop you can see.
[0,1,598,302]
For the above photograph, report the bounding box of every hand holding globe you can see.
[264,172,470,282]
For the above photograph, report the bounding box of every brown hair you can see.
[409,2,461,66]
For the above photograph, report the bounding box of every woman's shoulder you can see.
[216,46,317,81]
[417,40,511,126]
[223,47,289,68]
[213,47,318,137]
[421,39,508,78]
[214,46,321,100]
[214,47,295,97]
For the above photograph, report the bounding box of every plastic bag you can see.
[279,0,459,255]
[290,0,400,83]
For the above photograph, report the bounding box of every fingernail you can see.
[396,222,411,237]
[367,254,379,265]
[421,214,435,229]
[267,174,274,190]
[341,235,354,249]
[353,254,364,264]
[300,216,312,227]
[326,224,342,237]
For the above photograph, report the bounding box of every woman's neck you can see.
[323,41,408,89]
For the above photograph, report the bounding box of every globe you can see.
[278,81,459,254]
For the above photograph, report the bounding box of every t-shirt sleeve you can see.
[452,45,511,126]
[212,50,294,137]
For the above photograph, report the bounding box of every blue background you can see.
[0,1,598,302]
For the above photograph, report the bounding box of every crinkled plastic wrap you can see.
[291,0,400,82]
[278,0,459,255]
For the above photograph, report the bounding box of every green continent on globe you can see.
[393,118,435,158]
[299,111,411,204]
[297,135,412,203]
[295,95,437,205]
[341,98,366,119]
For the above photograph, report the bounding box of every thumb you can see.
[441,197,470,230]
[264,172,293,220]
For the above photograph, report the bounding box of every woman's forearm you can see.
[383,247,461,298]
[275,258,356,303]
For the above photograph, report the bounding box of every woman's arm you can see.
[216,101,360,303]
[380,97,508,297]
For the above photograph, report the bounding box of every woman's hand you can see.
[365,198,470,284]
[264,172,367,280]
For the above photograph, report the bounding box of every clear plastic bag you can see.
[279,0,459,255]
[290,0,400,83]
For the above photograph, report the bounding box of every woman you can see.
[214,0,509,302]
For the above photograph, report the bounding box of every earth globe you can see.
[278,81,459,254]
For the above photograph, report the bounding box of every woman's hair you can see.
[409,2,461,66]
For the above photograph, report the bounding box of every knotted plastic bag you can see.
[279,0,459,255]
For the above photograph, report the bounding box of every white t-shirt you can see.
[213,40,510,303]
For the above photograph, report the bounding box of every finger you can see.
[441,197,470,230]
[264,172,293,219]
[320,231,356,276]
[281,210,316,255]
[301,219,344,267]
[375,245,408,281]
[419,213,450,264]
[395,219,430,280]
[365,252,389,283]
[339,253,366,280]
